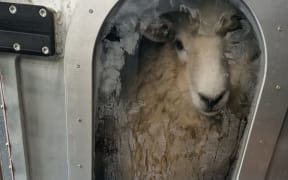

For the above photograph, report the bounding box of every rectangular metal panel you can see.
[19,57,68,180]
[0,55,29,180]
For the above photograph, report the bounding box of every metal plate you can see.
[0,2,55,56]
[0,56,29,180]
[63,0,118,180]
[266,111,288,180]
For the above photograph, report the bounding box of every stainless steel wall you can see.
[0,55,68,180]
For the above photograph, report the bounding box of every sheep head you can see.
[138,5,255,116]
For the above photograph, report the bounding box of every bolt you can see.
[76,164,83,168]
[275,85,281,90]
[39,8,47,18]
[9,5,17,14]
[13,43,21,51]
[42,46,50,55]
[89,9,94,14]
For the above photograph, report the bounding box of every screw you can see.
[89,9,94,14]
[275,85,281,90]
[13,43,21,51]
[76,164,83,168]
[39,8,47,18]
[77,118,82,123]
[42,46,50,55]
[9,5,17,14]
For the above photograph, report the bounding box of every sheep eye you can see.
[174,39,184,51]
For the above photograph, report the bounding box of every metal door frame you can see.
[64,0,118,180]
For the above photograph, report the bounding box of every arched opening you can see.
[93,0,265,179]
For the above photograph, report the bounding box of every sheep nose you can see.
[199,91,227,111]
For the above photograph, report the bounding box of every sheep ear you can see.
[179,5,200,23]
[215,13,242,36]
[179,5,200,32]
[138,17,175,42]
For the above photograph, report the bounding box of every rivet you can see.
[275,85,281,90]
[13,43,21,51]
[42,46,50,55]
[76,164,83,168]
[89,9,94,14]
[39,8,47,18]
[277,26,283,32]
[9,5,17,14]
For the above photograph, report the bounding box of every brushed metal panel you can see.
[19,57,68,180]
[266,111,288,180]
[0,55,29,180]
[235,0,288,179]
[64,0,117,179]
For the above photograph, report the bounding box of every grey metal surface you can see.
[19,56,68,180]
[0,94,11,180]
[234,0,288,179]
[266,111,288,180]
[63,0,117,179]
[0,55,29,180]
[0,54,69,180]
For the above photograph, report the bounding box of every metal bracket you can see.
[0,2,55,56]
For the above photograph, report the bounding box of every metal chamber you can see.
[0,0,287,180]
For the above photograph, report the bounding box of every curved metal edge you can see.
[230,0,268,179]
[63,0,118,180]
[233,0,288,179]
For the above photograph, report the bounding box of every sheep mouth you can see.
[200,109,220,116]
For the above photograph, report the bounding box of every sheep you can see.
[116,1,260,180]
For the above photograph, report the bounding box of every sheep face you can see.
[139,7,243,116]
[178,34,230,116]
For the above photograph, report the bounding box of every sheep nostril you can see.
[199,91,227,110]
